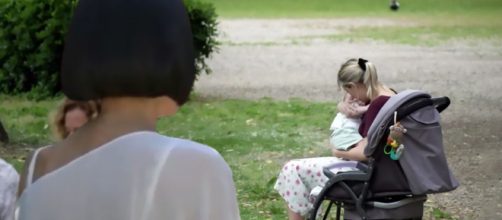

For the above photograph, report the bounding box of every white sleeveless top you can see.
[24,145,49,190]
[17,131,240,220]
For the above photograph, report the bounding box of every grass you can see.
[433,207,456,220]
[0,95,61,146]
[0,95,458,219]
[1,95,336,219]
[327,23,502,46]
[158,97,336,219]
[206,0,502,45]
[204,0,502,18]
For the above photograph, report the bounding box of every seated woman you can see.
[274,58,396,220]
[16,0,240,219]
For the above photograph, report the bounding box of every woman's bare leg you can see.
[288,208,304,220]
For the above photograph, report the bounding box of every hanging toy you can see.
[384,111,407,160]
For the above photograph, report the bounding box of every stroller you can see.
[309,90,459,220]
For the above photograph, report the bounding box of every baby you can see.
[329,93,369,151]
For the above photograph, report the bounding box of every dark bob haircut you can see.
[61,0,195,105]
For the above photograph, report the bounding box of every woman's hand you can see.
[353,104,369,116]
[338,101,357,117]
[338,101,368,118]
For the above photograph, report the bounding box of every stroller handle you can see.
[397,96,450,121]
[431,96,450,113]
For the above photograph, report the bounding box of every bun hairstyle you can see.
[61,0,195,106]
[337,58,381,100]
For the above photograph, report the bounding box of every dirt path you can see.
[194,19,502,219]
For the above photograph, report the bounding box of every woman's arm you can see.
[332,138,368,161]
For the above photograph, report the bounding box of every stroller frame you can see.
[309,92,452,220]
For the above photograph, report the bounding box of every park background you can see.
[2,0,502,219]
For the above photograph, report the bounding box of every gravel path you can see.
[194,19,502,219]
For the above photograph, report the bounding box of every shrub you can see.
[186,0,219,77]
[0,0,218,98]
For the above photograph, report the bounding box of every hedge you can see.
[0,0,218,98]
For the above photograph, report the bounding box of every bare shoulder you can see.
[17,145,51,197]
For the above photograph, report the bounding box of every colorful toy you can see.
[384,112,407,160]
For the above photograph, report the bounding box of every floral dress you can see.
[274,157,345,215]
[274,96,390,216]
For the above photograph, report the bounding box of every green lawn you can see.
[1,95,336,219]
[0,95,457,219]
[204,0,502,18]
[327,23,502,46]
[205,0,502,45]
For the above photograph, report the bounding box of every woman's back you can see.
[17,0,240,218]
[18,131,239,220]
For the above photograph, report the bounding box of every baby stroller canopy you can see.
[366,90,459,195]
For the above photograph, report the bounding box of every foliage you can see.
[432,207,456,220]
[0,0,77,98]
[185,0,219,76]
[0,0,218,98]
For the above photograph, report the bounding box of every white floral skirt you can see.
[274,157,345,216]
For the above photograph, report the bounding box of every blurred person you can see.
[0,158,19,220]
[51,98,100,140]
[17,98,100,196]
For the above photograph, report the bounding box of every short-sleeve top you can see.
[358,96,391,137]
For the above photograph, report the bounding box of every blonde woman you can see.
[274,58,396,220]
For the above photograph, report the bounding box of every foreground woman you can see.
[16,0,240,219]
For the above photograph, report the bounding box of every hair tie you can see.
[358,58,368,71]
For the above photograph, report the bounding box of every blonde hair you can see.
[337,58,381,100]
[52,98,100,140]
